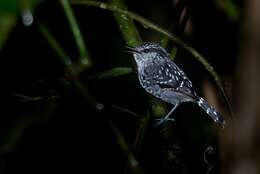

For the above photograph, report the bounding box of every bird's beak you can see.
[124,46,140,54]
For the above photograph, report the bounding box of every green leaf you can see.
[87,67,133,80]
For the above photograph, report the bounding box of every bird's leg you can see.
[154,104,179,127]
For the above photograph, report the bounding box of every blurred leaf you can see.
[87,67,133,80]
[225,0,239,20]
[20,0,39,10]
[0,12,17,48]
[216,0,239,21]
[0,0,40,49]
[151,99,168,118]
[0,0,18,12]
[0,0,18,48]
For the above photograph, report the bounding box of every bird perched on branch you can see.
[126,42,225,127]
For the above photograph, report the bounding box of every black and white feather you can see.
[126,42,225,127]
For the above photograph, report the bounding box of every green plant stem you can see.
[86,67,133,80]
[109,0,168,119]
[70,0,232,116]
[110,104,141,120]
[60,0,91,66]
[38,24,73,67]
[132,111,150,154]
[107,2,165,174]
[110,0,141,46]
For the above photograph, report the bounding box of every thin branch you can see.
[86,67,133,80]
[132,111,150,154]
[38,24,73,67]
[110,104,141,120]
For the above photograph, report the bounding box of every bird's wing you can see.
[148,60,197,98]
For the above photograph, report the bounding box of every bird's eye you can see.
[143,49,150,53]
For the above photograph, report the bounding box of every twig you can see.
[110,104,141,120]
[38,24,73,67]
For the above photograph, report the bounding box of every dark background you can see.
[0,0,242,173]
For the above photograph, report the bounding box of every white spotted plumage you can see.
[128,42,225,127]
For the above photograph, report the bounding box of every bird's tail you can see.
[197,97,225,127]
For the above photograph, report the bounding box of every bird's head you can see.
[125,42,169,64]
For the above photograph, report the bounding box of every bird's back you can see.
[138,57,197,105]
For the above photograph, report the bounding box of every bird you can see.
[125,42,225,127]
